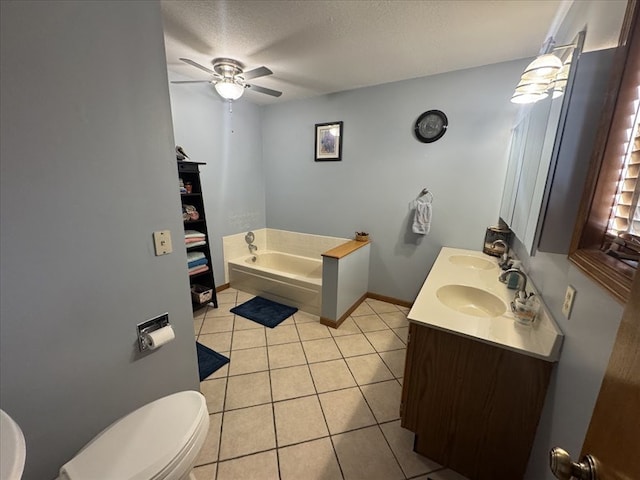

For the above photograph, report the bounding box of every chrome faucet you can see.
[499,268,528,298]
[248,244,258,253]
[491,239,510,268]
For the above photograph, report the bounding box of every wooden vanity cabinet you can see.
[400,322,553,480]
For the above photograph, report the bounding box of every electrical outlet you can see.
[562,285,576,318]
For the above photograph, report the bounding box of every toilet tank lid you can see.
[60,391,207,480]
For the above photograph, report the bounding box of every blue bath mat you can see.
[230,296,298,328]
[196,342,229,381]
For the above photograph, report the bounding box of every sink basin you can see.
[436,285,506,317]
[448,255,496,270]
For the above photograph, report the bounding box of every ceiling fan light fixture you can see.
[177,57,281,99]
[215,79,244,100]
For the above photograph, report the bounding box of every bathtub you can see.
[228,251,323,315]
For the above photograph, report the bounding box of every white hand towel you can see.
[410,198,432,235]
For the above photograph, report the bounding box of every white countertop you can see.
[408,247,563,362]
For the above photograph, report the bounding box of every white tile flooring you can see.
[192,288,469,480]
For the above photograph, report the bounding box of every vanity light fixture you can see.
[522,53,563,81]
[511,38,577,105]
[551,55,573,99]
[511,80,550,104]
[214,78,245,100]
[511,53,562,104]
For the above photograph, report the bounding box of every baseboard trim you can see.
[366,292,413,308]
[320,293,368,329]
[223,286,410,327]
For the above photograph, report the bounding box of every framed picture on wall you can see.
[315,121,343,161]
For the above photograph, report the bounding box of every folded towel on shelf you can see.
[186,240,207,249]
[188,257,208,269]
[189,265,209,276]
[187,251,206,261]
[185,237,205,244]
[409,197,432,235]
[184,230,206,239]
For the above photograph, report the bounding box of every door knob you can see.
[549,447,598,480]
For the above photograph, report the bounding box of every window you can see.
[569,1,639,303]
[604,110,639,268]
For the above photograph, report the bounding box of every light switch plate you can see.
[153,230,172,255]
[562,285,576,318]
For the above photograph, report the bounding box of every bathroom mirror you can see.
[500,32,585,255]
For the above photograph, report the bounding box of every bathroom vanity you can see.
[401,247,563,480]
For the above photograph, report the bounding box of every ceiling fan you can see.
[171,57,282,100]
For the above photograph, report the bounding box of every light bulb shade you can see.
[548,59,571,98]
[521,53,563,82]
[215,79,244,100]
[556,62,571,81]
[511,79,550,104]
[514,79,550,93]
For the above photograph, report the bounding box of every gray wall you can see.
[514,247,623,479]
[516,47,623,480]
[168,78,266,284]
[261,59,529,302]
[512,3,627,476]
[0,2,198,479]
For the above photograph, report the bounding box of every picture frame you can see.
[315,121,343,161]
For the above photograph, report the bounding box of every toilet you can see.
[1,391,209,480]
[0,409,26,480]
[59,391,209,480]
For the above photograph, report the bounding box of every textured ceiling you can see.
[161,0,561,105]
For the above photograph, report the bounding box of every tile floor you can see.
[192,288,469,480]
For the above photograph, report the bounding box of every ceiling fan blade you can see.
[243,66,273,80]
[171,80,211,84]
[179,58,214,75]
[246,84,282,97]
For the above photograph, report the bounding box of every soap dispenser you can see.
[507,261,522,290]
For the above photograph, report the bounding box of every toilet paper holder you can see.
[137,313,170,352]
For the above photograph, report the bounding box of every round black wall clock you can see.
[414,110,448,143]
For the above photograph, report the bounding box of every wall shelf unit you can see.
[178,161,218,310]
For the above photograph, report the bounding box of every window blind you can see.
[607,98,640,239]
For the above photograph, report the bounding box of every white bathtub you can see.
[228,251,322,314]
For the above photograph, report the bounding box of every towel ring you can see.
[418,189,433,202]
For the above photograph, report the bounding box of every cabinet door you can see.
[400,322,419,430]
[402,324,552,480]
